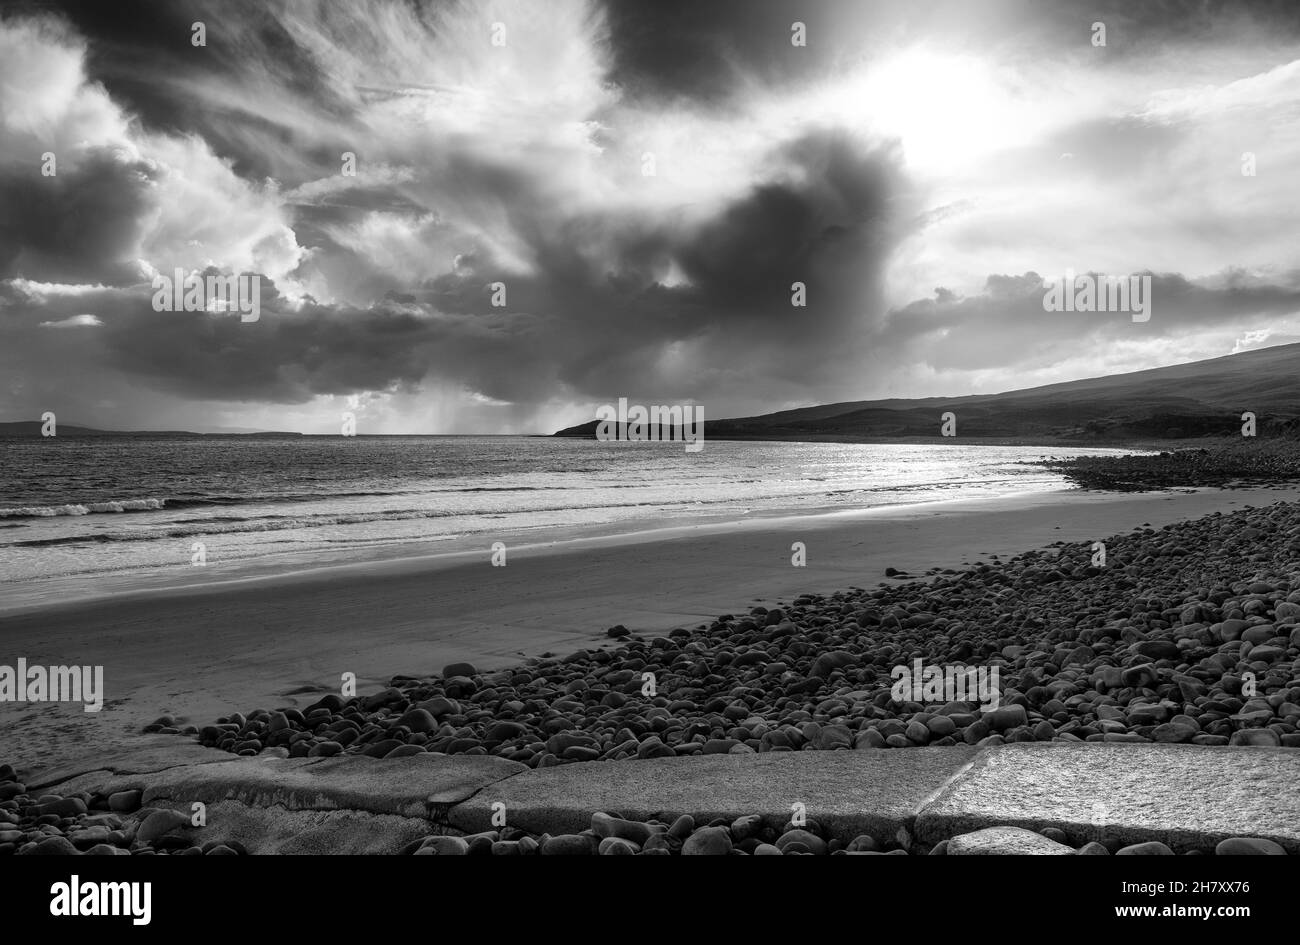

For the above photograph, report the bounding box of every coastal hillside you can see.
[554,343,1300,441]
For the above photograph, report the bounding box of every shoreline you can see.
[0,485,1089,614]
[0,478,1220,617]
[3,483,1297,773]
[0,439,1144,600]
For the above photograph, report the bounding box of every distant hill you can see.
[554,343,1300,441]
[1,421,103,436]
[0,421,302,437]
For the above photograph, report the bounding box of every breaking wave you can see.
[0,498,167,519]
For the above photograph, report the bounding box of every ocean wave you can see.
[162,489,430,509]
[156,505,597,537]
[0,488,440,519]
[13,533,123,547]
[446,485,552,492]
[9,498,684,545]
[0,498,167,519]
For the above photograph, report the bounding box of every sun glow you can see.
[848,49,1030,172]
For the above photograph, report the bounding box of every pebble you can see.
[396,708,438,733]
[108,790,143,813]
[730,814,764,842]
[1116,841,1176,855]
[598,837,639,855]
[419,836,469,855]
[776,829,827,855]
[38,797,87,818]
[137,810,191,843]
[667,814,695,840]
[983,706,1028,733]
[681,826,733,855]
[591,812,656,845]
[1214,837,1287,855]
[540,834,595,855]
[24,836,80,856]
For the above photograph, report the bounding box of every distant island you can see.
[0,421,303,437]
[553,343,1300,443]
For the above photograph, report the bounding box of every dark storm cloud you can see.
[599,0,845,106]
[529,130,910,402]
[973,0,1300,57]
[13,129,908,409]
[15,0,354,179]
[0,145,155,285]
[1067,0,1300,45]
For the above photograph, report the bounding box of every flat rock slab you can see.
[144,800,430,855]
[25,735,234,791]
[916,743,1300,853]
[448,748,976,842]
[137,752,526,818]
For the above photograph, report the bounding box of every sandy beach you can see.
[4,483,1296,773]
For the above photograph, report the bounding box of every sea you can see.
[0,436,1137,585]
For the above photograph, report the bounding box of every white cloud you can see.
[39,313,102,328]
[0,16,306,294]
[8,279,113,298]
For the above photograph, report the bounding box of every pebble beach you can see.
[5,487,1299,855]
[176,499,1300,764]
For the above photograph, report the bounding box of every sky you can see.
[1,0,1299,433]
